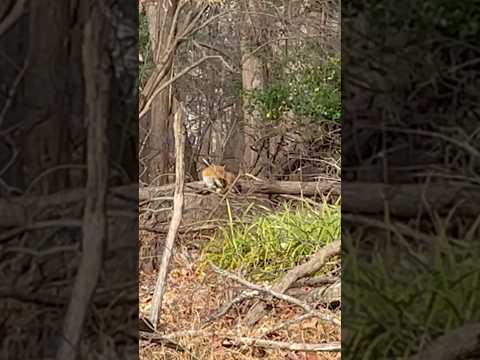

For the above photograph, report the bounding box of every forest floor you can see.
[139,228,341,360]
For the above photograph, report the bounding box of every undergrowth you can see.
[200,199,340,282]
[343,231,480,359]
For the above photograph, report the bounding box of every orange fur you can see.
[201,165,240,193]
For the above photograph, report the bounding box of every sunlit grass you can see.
[200,199,340,282]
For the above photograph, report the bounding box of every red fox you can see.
[201,164,241,193]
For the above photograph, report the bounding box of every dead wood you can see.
[222,337,341,352]
[243,240,341,326]
[211,264,339,326]
[140,330,340,352]
[291,275,338,288]
[304,280,341,305]
[149,102,186,329]
[140,179,340,201]
[343,181,480,217]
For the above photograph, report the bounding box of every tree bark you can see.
[239,0,267,175]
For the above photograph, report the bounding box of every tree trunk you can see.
[239,0,270,176]
[143,2,177,185]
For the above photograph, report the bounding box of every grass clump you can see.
[343,233,480,359]
[201,200,340,282]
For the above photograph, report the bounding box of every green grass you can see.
[200,200,340,282]
[343,230,480,359]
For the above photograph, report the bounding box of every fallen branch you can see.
[222,337,340,352]
[211,264,339,326]
[204,290,258,324]
[140,330,341,352]
[244,240,341,326]
[211,264,313,313]
[291,275,338,288]
[304,281,341,305]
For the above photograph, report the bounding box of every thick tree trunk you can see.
[239,0,271,177]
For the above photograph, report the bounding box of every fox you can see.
[201,164,241,194]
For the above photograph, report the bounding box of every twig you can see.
[139,55,233,118]
[204,290,258,324]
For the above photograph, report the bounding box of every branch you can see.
[211,264,339,326]
[222,337,340,352]
[211,264,313,313]
[244,240,341,326]
[139,55,233,118]
[149,102,186,329]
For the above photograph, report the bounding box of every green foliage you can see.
[343,234,480,359]
[201,200,340,282]
[246,56,341,123]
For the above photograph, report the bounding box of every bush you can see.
[246,56,341,123]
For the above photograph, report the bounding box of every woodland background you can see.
[138,0,342,359]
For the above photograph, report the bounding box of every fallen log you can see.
[139,179,340,201]
[342,182,480,217]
